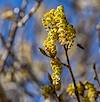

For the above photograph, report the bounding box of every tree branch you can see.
[63,45,81,102]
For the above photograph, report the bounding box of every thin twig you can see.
[93,63,100,87]
[53,90,61,102]
[0,33,6,45]
[63,45,81,102]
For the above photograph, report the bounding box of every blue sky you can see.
[0,0,100,102]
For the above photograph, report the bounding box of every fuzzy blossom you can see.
[76,82,85,96]
[66,83,75,96]
[41,85,54,98]
[84,81,98,102]
[50,58,62,90]
[66,82,85,96]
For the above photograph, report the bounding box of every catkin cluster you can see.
[42,5,76,58]
[66,81,98,102]
[66,82,85,96]
[42,8,57,57]
[42,5,76,91]
[84,81,98,102]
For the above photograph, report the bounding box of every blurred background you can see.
[0,0,100,102]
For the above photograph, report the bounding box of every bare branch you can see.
[63,45,81,102]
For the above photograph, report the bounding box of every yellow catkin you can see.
[50,58,62,90]
[41,85,54,98]
[66,82,84,96]
[55,6,76,48]
[84,82,98,102]
[66,83,75,96]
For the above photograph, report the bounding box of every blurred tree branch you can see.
[0,83,11,102]
[0,0,43,72]
[0,1,44,99]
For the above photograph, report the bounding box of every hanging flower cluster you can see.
[42,8,57,58]
[66,81,98,102]
[50,58,62,90]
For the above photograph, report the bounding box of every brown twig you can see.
[93,63,100,87]
[0,33,6,45]
[63,45,81,102]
